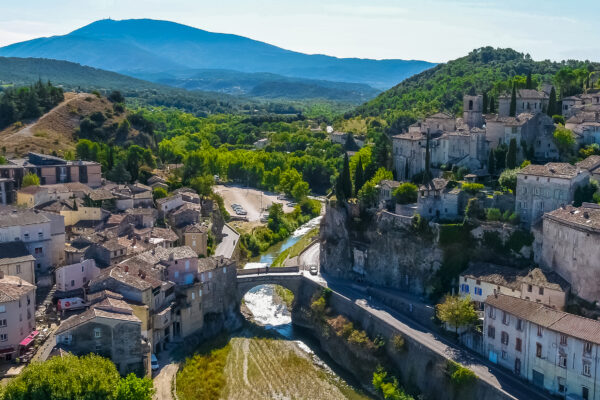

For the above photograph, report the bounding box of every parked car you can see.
[309,265,318,275]
[151,354,159,371]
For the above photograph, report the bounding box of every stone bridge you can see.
[236,266,305,302]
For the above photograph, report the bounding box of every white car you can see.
[151,354,159,371]
[309,265,318,275]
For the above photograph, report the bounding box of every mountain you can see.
[352,47,598,133]
[0,19,434,90]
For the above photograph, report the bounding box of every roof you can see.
[55,307,140,335]
[183,224,208,234]
[90,264,163,291]
[518,162,582,179]
[88,189,115,201]
[486,294,600,345]
[0,208,50,228]
[518,89,549,100]
[156,194,181,205]
[576,155,600,172]
[87,290,123,303]
[544,203,600,233]
[428,112,454,119]
[0,276,35,303]
[0,241,35,265]
[17,185,46,195]
[519,268,570,292]
[198,256,235,273]
[420,178,450,192]
[378,180,401,189]
[461,263,521,290]
[93,297,134,313]
[150,227,178,242]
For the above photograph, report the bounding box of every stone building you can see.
[0,274,37,361]
[576,155,600,181]
[55,259,100,296]
[55,296,145,374]
[417,178,461,220]
[515,162,589,227]
[0,241,36,285]
[484,294,600,400]
[541,203,600,304]
[183,224,208,257]
[498,89,549,117]
[156,194,184,218]
[0,178,15,205]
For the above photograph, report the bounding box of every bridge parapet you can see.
[237,266,300,276]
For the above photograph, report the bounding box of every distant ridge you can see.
[0,18,435,90]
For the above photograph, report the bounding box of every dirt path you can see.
[153,348,179,400]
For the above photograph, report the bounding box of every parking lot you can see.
[214,185,295,222]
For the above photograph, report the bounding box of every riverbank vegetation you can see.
[271,226,319,267]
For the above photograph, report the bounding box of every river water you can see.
[241,217,371,399]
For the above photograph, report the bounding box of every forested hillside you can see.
[0,80,64,129]
[351,47,599,133]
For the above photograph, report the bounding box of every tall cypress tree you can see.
[424,132,431,183]
[547,87,557,117]
[488,150,496,175]
[482,92,488,114]
[506,138,518,169]
[354,158,364,196]
[526,72,533,89]
[489,95,496,114]
[509,83,517,117]
[340,153,352,200]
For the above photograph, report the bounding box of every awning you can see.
[19,331,39,347]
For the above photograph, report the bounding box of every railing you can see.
[236,266,300,276]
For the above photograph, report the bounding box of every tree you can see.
[489,95,495,114]
[338,153,352,200]
[108,90,125,103]
[153,187,168,201]
[499,168,519,192]
[509,83,517,117]
[354,158,364,196]
[22,172,40,188]
[553,125,576,157]
[462,183,484,195]
[424,132,431,183]
[487,150,496,175]
[525,72,533,89]
[190,175,215,198]
[106,161,132,184]
[2,354,153,400]
[393,183,418,204]
[436,295,477,337]
[357,181,378,208]
[547,86,557,117]
[482,92,488,114]
[505,138,518,169]
[291,180,310,201]
[465,197,483,220]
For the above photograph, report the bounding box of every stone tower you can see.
[463,95,484,128]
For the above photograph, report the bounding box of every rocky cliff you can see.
[320,203,443,296]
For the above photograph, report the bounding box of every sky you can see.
[1,0,599,63]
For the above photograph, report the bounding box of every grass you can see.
[271,227,319,267]
[274,285,294,308]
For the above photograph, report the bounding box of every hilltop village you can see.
[1,74,600,399]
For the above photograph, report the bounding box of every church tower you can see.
[463,95,484,128]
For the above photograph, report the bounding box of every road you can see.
[153,345,179,400]
[298,242,320,268]
[215,224,239,259]
[316,274,553,400]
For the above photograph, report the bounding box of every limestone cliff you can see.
[320,203,443,296]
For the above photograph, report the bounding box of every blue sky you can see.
[1,0,599,62]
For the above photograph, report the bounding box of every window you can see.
[223,267,227,274]
[583,361,591,377]
[501,350,508,360]
[501,331,509,345]
[198,289,202,297]
[488,307,495,319]
[528,285,532,293]
[0,305,6,313]
[539,287,544,295]
[200,273,205,282]
[34,247,43,255]
[185,260,190,271]
[537,325,543,337]
[515,338,522,352]
[487,325,495,338]
[23,233,29,240]
[502,312,510,325]
[560,335,567,346]
[0,319,6,327]
[583,386,590,400]
[174,271,179,279]
[95,344,101,352]
[94,328,101,338]
[536,343,542,358]
[71,280,75,287]
[516,319,523,331]
[208,272,212,279]
[0,334,7,341]
[584,342,593,355]
[16,265,21,274]
[559,355,567,368]
[191,292,195,300]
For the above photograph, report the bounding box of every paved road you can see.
[215,224,239,259]
[298,242,320,267]
[319,275,553,400]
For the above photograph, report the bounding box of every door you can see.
[514,358,521,375]
[532,370,544,388]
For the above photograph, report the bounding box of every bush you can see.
[393,182,418,204]
[392,334,406,351]
[486,208,502,221]
[348,329,369,347]
[462,182,484,194]
[372,366,414,400]
[446,360,476,388]
[506,230,534,253]
[499,168,519,192]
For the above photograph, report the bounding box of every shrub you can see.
[310,296,327,316]
[446,360,476,388]
[508,212,520,225]
[499,168,519,192]
[372,366,414,400]
[393,182,418,204]
[392,334,406,351]
[462,182,484,194]
[506,230,534,253]
[348,329,369,347]
[486,208,502,221]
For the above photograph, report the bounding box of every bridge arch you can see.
[236,268,305,304]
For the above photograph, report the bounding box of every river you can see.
[240,217,372,399]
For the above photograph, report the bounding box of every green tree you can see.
[338,153,352,200]
[547,86,557,117]
[489,95,495,114]
[506,138,518,169]
[153,187,168,201]
[436,295,477,337]
[482,92,488,114]
[190,175,215,198]
[291,180,310,201]
[499,168,519,192]
[424,132,431,182]
[509,83,517,117]
[357,180,378,207]
[525,71,533,89]
[465,197,483,220]
[487,150,496,175]
[354,158,364,196]
[393,183,418,204]
[22,172,40,188]
[107,161,132,184]
[3,354,153,400]
[462,183,484,194]
[553,125,576,157]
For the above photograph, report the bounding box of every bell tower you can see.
[463,95,484,128]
